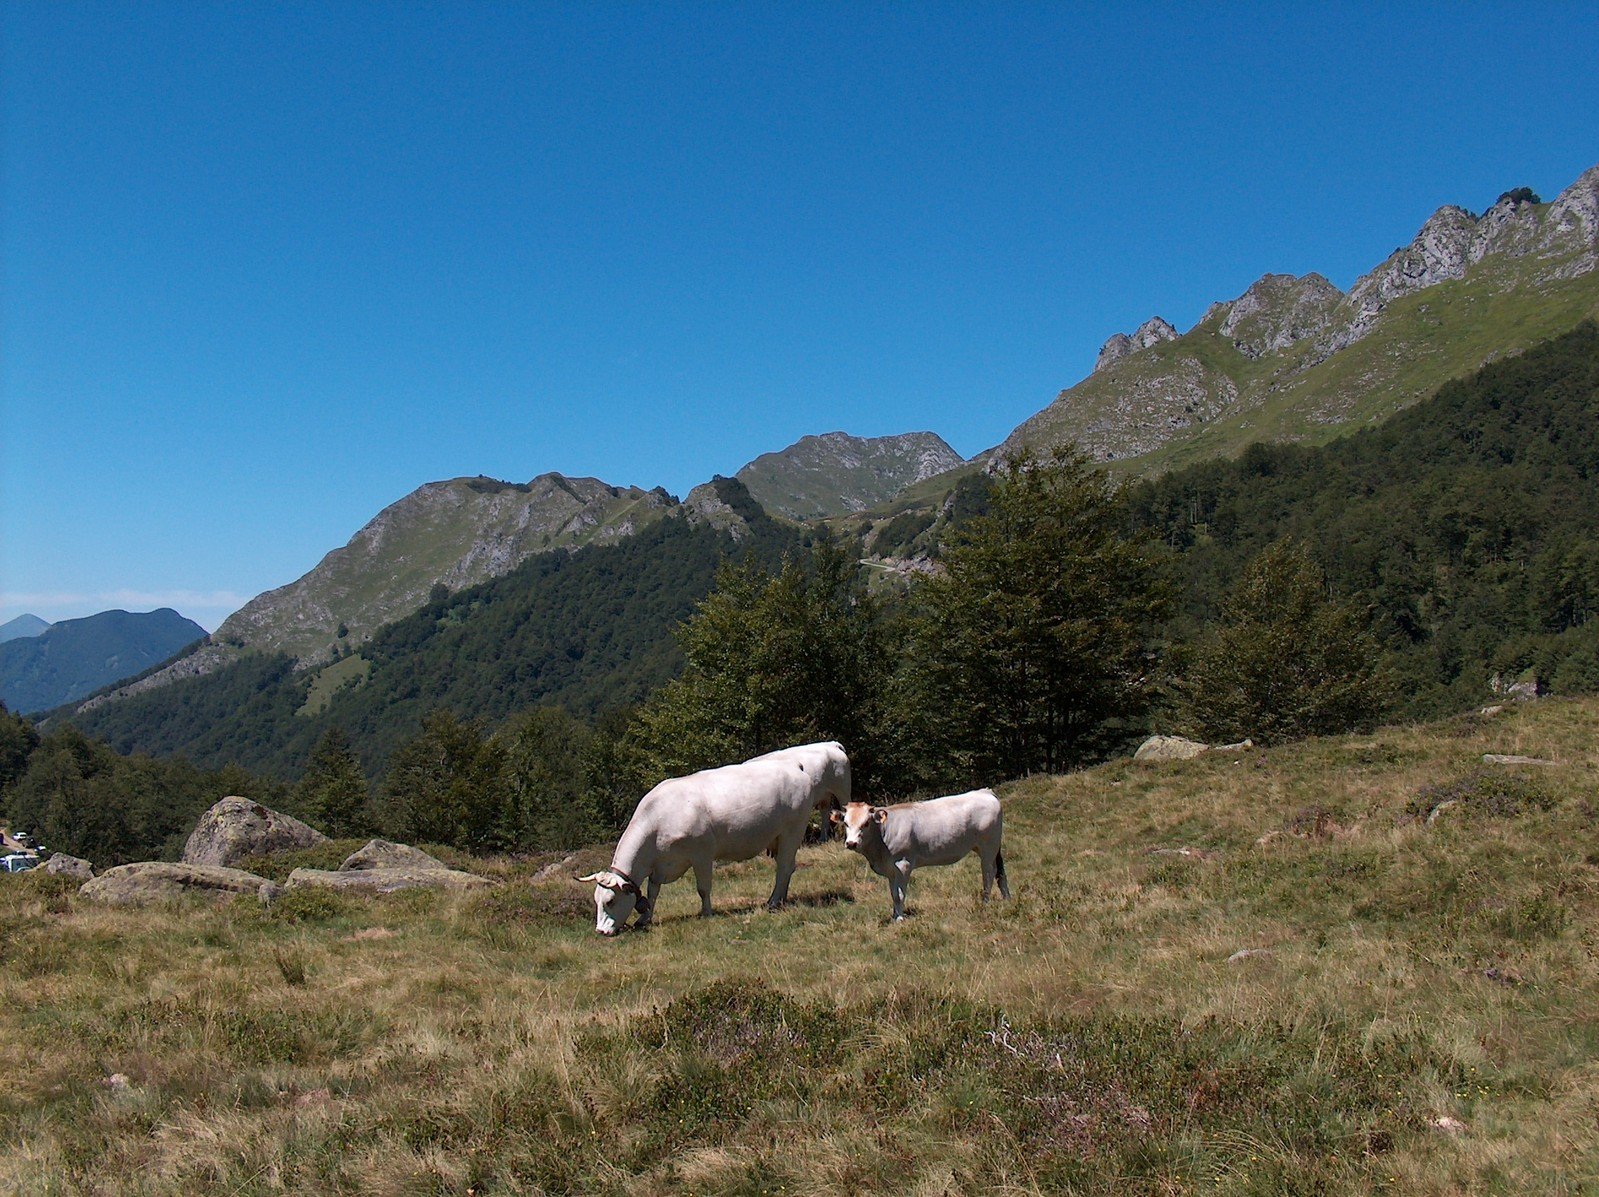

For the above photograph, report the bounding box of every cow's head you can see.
[829,802,887,853]
[576,869,650,936]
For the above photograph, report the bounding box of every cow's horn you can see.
[575,871,608,884]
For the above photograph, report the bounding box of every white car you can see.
[2,854,39,874]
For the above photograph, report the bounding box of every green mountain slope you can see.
[68,482,803,779]
[1005,164,1599,476]
[0,609,206,714]
[1129,320,1599,715]
[734,431,965,519]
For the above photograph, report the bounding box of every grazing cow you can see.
[578,742,851,935]
[831,789,1008,921]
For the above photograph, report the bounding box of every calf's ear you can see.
[873,807,888,825]
[828,810,843,824]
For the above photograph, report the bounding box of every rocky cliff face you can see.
[734,431,966,520]
[1005,162,1599,468]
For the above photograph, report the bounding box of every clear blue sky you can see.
[3,2,1597,631]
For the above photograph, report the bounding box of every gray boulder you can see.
[341,838,447,872]
[182,796,327,868]
[42,854,93,881]
[80,861,282,906]
[1134,735,1211,762]
[285,866,494,894]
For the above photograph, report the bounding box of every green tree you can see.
[496,706,596,850]
[891,447,1172,788]
[1178,540,1391,744]
[0,702,41,818]
[376,710,505,851]
[297,726,370,837]
[628,536,890,785]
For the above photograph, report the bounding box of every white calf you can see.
[831,788,1008,921]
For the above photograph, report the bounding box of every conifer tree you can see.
[297,726,370,838]
[891,447,1172,788]
[1178,540,1390,743]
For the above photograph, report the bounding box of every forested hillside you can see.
[1129,320,1599,716]
[69,488,804,779]
[0,608,206,714]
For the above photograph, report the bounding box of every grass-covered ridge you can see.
[6,697,1599,1193]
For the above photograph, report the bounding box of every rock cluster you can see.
[284,837,494,893]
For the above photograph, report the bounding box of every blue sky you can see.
[3,2,1598,631]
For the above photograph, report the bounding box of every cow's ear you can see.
[828,810,843,824]
[872,807,888,825]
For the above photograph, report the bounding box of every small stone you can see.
[1482,754,1556,766]
[1226,948,1274,965]
[1431,1115,1467,1135]
[1427,800,1462,825]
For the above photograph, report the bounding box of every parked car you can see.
[2,854,39,873]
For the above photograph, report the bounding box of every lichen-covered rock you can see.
[341,839,447,872]
[285,866,494,893]
[42,854,93,881]
[80,861,282,906]
[182,797,327,868]
[1133,735,1211,762]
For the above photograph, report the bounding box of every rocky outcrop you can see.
[1218,273,1346,360]
[341,839,448,872]
[182,797,327,869]
[1093,317,1179,374]
[1134,735,1211,762]
[1134,735,1253,762]
[42,854,93,881]
[285,866,494,893]
[80,862,282,906]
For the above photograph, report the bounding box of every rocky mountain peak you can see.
[1093,317,1179,373]
[1219,272,1346,360]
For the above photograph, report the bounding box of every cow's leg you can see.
[981,848,997,901]
[693,856,715,917]
[995,848,1010,900]
[888,862,911,921]
[636,875,662,927]
[766,829,802,911]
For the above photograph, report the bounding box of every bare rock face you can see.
[1219,273,1346,360]
[80,861,282,906]
[182,797,327,868]
[1092,317,1179,374]
[341,839,448,872]
[42,854,93,881]
[285,866,494,893]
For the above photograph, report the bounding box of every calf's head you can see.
[576,870,649,935]
[829,802,887,852]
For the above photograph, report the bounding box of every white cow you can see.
[830,789,1008,921]
[578,741,851,935]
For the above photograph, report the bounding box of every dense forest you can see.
[8,322,1599,868]
[1127,319,1599,717]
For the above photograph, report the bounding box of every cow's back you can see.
[886,789,1002,864]
[640,758,815,862]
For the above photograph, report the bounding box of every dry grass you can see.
[5,699,1599,1193]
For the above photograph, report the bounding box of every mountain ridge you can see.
[0,608,206,714]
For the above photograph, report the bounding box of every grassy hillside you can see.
[6,697,1598,1193]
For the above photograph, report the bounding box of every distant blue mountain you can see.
[0,614,50,644]
[0,609,206,714]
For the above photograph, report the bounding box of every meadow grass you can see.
[4,700,1599,1193]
